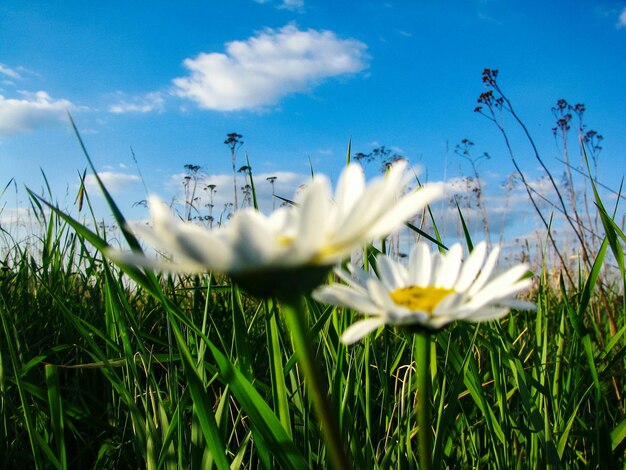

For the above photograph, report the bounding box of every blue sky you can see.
[1,1,625,253]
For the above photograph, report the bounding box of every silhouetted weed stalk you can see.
[1,72,625,469]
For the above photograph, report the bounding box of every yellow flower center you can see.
[276,235,294,246]
[389,286,454,313]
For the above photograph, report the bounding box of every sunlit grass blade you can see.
[578,238,608,331]
[557,385,593,458]
[265,300,293,437]
[583,141,625,284]
[611,416,626,452]
[405,220,447,250]
[166,312,230,469]
[45,364,67,470]
[231,285,253,378]
[346,137,352,166]
[206,341,309,469]
[454,200,474,251]
[230,430,253,470]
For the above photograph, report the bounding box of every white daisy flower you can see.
[107,161,442,297]
[313,241,535,344]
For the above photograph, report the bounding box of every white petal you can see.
[105,248,205,273]
[131,201,235,271]
[474,265,530,302]
[231,210,279,269]
[293,178,330,258]
[500,299,536,311]
[376,254,408,291]
[341,318,385,345]
[489,263,530,288]
[366,278,395,313]
[172,231,233,271]
[432,292,463,314]
[334,265,371,292]
[435,243,462,288]
[429,253,443,287]
[126,222,171,252]
[462,307,511,322]
[409,242,432,287]
[334,164,365,220]
[388,308,431,326]
[385,158,409,179]
[295,174,326,204]
[131,200,183,250]
[366,184,443,240]
[331,177,392,245]
[455,241,487,292]
[463,276,531,313]
[312,285,381,314]
[467,245,500,296]
[378,160,410,194]
[148,195,175,226]
[267,206,294,233]
[330,163,411,246]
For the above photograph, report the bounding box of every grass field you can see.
[1,114,625,468]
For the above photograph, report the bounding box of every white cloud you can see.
[477,11,501,24]
[85,172,140,194]
[443,176,475,194]
[0,206,32,226]
[102,162,129,170]
[109,92,165,114]
[172,24,368,111]
[618,7,626,28]
[0,91,72,137]
[253,0,305,11]
[277,0,305,11]
[0,64,21,80]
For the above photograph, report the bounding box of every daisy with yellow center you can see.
[105,161,441,469]
[313,241,535,344]
[107,161,442,297]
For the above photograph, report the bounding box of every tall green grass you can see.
[1,142,625,468]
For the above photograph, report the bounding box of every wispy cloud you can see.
[253,0,305,12]
[109,92,165,114]
[172,24,368,111]
[477,11,501,25]
[0,207,32,226]
[0,91,73,137]
[85,172,140,194]
[618,7,626,29]
[0,63,21,80]
[277,0,305,11]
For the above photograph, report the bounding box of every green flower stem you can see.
[282,295,352,469]
[416,331,432,470]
